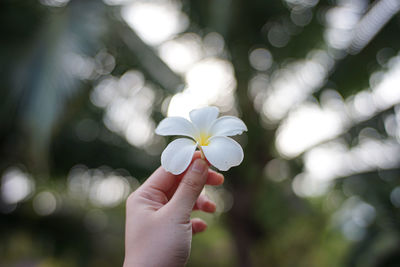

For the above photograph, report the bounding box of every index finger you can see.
[139,152,204,194]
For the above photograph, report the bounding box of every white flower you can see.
[155,106,247,174]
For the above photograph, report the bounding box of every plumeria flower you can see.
[155,106,247,175]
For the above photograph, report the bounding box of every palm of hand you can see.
[124,152,224,267]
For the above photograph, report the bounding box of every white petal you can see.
[202,136,244,171]
[189,106,219,132]
[210,116,247,136]
[155,117,196,138]
[161,138,197,175]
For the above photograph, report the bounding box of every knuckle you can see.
[181,178,201,193]
[140,187,168,204]
[126,192,136,206]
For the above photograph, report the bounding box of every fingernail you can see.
[191,159,207,174]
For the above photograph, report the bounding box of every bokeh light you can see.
[122,0,188,46]
[1,167,35,205]
[33,191,58,216]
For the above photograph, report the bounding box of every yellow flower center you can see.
[197,132,211,146]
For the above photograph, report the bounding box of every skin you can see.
[124,152,224,267]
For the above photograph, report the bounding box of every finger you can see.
[167,159,208,219]
[191,218,207,234]
[164,151,222,200]
[206,170,224,186]
[193,194,216,213]
[175,151,210,179]
[191,151,210,165]
[190,151,223,185]
[140,151,205,194]
[135,167,177,204]
[164,151,204,199]
[166,168,223,200]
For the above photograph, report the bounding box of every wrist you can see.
[123,257,147,267]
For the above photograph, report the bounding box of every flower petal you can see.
[161,138,197,175]
[209,116,247,136]
[189,106,219,132]
[155,117,196,138]
[202,136,244,171]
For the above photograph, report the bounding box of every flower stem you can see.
[197,144,205,160]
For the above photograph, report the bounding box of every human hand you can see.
[123,152,224,267]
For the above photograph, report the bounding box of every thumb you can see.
[166,159,208,220]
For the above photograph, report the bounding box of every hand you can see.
[123,152,224,267]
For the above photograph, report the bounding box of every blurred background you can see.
[1,0,400,266]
